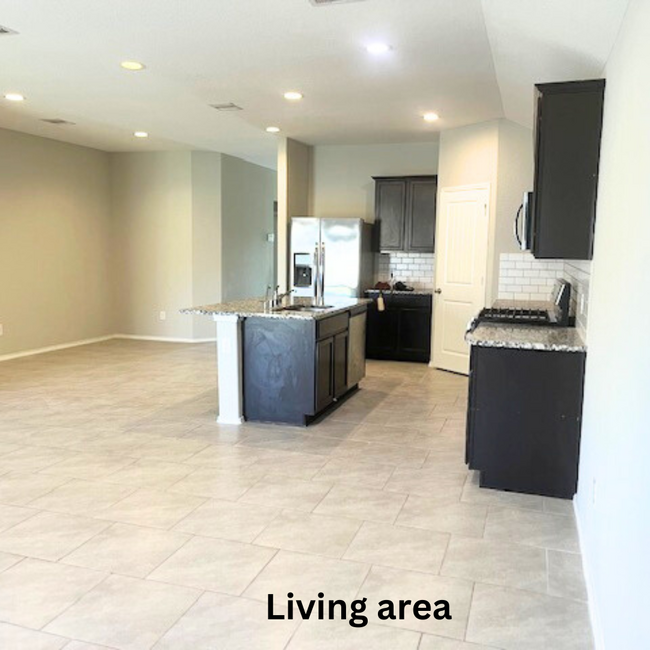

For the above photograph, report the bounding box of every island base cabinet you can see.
[243,318,316,426]
[243,310,359,426]
[316,337,335,413]
[316,328,349,413]
[466,345,586,499]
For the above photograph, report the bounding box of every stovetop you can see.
[477,306,552,325]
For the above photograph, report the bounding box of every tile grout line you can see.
[39,568,113,633]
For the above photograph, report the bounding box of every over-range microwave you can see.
[514,191,534,251]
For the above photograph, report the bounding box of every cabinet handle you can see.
[434,289,442,294]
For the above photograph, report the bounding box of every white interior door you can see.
[432,185,490,375]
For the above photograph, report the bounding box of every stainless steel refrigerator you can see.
[290,218,374,299]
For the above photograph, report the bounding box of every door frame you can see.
[429,182,491,373]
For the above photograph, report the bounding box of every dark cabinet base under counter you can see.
[243,306,367,426]
[465,325,587,499]
[365,291,432,363]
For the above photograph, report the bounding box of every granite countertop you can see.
[365,289,433,296]
[181,296,371,320]
[466,322,586,353]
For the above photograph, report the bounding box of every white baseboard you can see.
[113,334,217,343]
[0,333,216,362]
[0,335,114,363]
[573,499,605,650]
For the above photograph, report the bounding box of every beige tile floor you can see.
[0,339,593,650]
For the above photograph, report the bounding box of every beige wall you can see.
[311,142,439,221]
[277,138,312,291]
[494,120,535,297]
[221,154,277,301]
[0,128,113,357]
[437,121,499,303]
[191,152,222,339]
[111,150,275,340]
[436,119,533,303]
[575,1,650,647]
[111,152,194,340]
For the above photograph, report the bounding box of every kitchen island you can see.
[182,297,370,426]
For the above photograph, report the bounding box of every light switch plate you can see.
[159,311,167,321]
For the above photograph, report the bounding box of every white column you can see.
[214,314,244,425]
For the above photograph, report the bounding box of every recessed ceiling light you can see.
[4,93,25,102]
[121,61,146,71]
[423,112,440,123]
[134,131,149,138]
[366,42,391,55]
[266,126,281,133]
[284,91,303,101]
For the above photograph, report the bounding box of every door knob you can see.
[434,288,442,294]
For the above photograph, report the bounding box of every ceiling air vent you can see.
[210,103,243,112]
[0,25,18,35]
[309,0,366,5]
[41,119,76,126]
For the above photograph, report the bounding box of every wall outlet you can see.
[159,311,167,321]
[0,323,3,337]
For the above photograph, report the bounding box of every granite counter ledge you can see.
[465,322,586,353]
[364,289,433,297]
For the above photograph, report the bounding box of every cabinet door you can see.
[472,346,586,498]
[406,178,437,252]
[365,302,399,360]
[398,307,432,363]
[375,180,407,251]
[532,81,605,259]
[315,337,334,412]
[333,331,349,398]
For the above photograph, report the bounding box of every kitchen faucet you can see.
[266,285,294,309]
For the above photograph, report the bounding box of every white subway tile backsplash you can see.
[374,251,435,291]
[497,252,592,338]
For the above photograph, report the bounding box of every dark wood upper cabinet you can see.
[532,79,605,260]
[407,179,438,252]
[374,176,437,253]
[375,179,407,250]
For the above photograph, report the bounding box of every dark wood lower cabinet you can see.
[398,307,432,362]
[365,293,432,363]
[466,345,586,499]
[244,310,362,426]
[316,337,335,413]
[333,331,349,398]
[366,305,399,358]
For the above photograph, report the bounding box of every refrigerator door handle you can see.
[319,243,326,305]
[313,243,320,301]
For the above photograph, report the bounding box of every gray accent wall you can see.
[221,155,277,302]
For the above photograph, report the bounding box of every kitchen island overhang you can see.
[181,297,370,426]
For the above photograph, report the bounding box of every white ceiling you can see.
[0,0,629,168]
